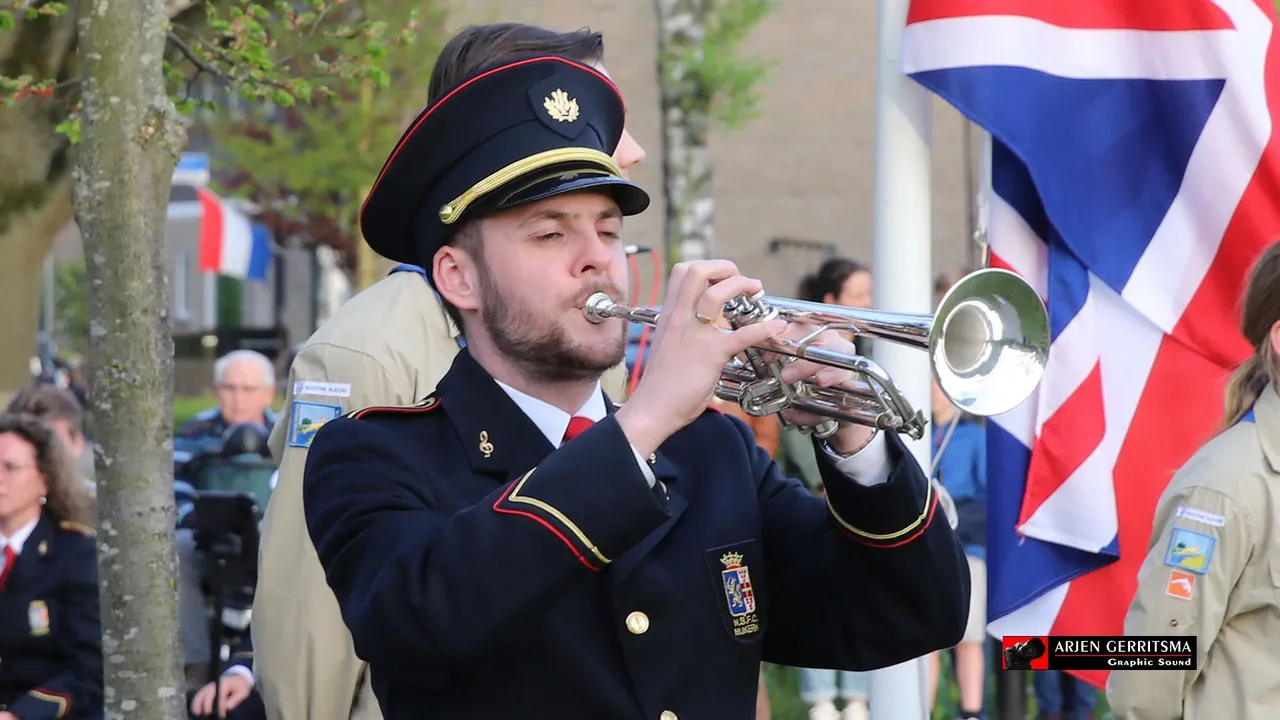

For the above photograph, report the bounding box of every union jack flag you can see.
[902,0,1280,687]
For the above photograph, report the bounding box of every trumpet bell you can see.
[931,267,1049,417]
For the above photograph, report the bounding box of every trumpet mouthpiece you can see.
[583,292,620,324]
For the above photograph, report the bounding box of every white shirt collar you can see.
[492,380,607,448]
[1,514,40,555]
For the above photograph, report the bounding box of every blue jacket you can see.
[302,350,970,719]
[933,416,987,558]
[176,407,279,443]
[0,514,103,719]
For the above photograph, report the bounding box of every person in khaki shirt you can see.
[1107,241,1280,720]
[251,23,648,720]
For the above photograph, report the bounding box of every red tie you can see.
[562,416,595,444]
[0,545,16,592]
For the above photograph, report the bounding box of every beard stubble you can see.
[480,270,627,383]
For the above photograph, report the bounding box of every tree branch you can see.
[165,30,221,77]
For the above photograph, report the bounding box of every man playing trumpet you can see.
[302,54,971,718]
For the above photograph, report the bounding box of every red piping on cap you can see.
[358,56,623,223]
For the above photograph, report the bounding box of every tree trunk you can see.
[655,0,716,263]
[73,0,187,716]
[0,172,72,394]
[0,8,79,393]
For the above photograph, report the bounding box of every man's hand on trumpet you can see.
[613,259,787,458]
[772,327,878,454]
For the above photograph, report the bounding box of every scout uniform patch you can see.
[1164,527,1215,575]
[294,381,352,398]
[29,600,50,636]
[1175,506,1226,528]
[288,401,344,449]
[1165,570,1195,600]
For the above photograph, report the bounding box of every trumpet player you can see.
[301,54,971,719]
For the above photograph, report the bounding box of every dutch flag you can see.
[196,187,273,282]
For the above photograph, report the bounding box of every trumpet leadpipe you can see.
[584,293,659,325]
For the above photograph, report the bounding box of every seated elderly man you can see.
[176,349,279,690]
[178,349,280,444]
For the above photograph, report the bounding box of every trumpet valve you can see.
[737,377,792,417]
[723,292,778,326]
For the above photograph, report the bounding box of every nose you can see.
[575,227,618,277]
[613,129,646,179]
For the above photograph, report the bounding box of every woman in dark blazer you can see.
[0,412,101,719]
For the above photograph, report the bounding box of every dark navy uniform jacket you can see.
[0,514,103,720]
[303,350,970,720]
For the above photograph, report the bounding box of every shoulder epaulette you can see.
[59,520,95,537]
[348,394,442,421]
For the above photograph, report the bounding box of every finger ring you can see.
[695,312,716,325]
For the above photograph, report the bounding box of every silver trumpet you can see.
[582,267,1050,441]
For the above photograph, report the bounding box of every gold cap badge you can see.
[543,89,579,123]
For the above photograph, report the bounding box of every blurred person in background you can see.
[187,631,264,720]
[6,385,94,496]
[62,357,90,409]
[1107,242,1280,719]
[252,22,648,720]
[0,413,101,719]
[177,349,279,443]
[776,257,873,720]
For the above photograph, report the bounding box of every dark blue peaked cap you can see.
[358,55,651,275]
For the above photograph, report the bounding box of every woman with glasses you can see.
[0,412,101,719]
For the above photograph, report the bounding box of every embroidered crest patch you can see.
[1164,527,1216,575]
[720,552,760,640]
[29,600,49,636]
[287,401,343,449]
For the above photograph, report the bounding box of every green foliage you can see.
[174,393,217,431]
[204,0,447,243]
[0,0,65,34]
[52,260,90,356]
[0,0,429,144]
[659,0,775,131]
[216,275,244,328]
[699,0,774,129]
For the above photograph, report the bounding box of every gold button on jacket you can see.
[625,611,650,635]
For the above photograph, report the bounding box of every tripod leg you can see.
[211,557,227,718]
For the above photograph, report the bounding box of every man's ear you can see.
[433,244,481,312]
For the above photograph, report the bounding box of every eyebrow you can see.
[521,205,623,226]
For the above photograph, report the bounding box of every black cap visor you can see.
[473,164,651,219]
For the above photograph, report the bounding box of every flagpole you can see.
[869,0,933,716]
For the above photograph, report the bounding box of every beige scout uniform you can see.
[252,270,630,720]
[1107,383,1280,720]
